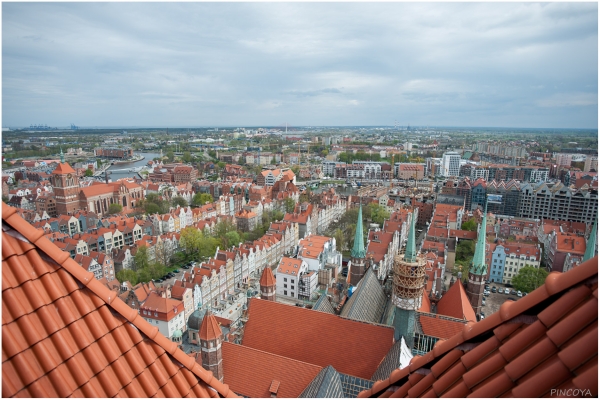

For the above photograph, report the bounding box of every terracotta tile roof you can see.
[358,256,598,398]
[259,266,276,287]
[242,298,395,380]
[80,183,115,198]
[419,314,466,339]
[1,204,236,398]
[51,162,75,175]
[277,257,304,276]
[199,310,222,341]
[436,281,477,322]
[221,342,322,398]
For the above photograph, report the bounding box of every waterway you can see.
[105,152,161,180]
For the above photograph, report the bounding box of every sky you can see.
[2,2,598,129]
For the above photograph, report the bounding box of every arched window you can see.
[123,196,127,207]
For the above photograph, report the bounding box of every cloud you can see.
[1,2,597,128]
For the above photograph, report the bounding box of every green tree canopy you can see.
[511,266,548,293]
[180,227,220,261]
[172,195,188,208]
[455,240,476,266]
[368,204,390,226]
[166,151,174,162]
[116,269,138,286]
[108,203,123,215]
[461,218,478,232]
[182,151,192,163]
[84,169,94,177]
[192,193,213,206]
[133,246,150,272]
[284,197,296,213]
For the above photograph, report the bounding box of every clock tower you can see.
[53,150,80,215]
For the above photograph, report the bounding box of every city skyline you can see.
[3,2,598,129]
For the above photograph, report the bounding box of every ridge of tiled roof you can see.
[1,204,237,398]
[221,341,322,398]
[199,310,222,341]
[242,298,395,380]
[358,256,598,398]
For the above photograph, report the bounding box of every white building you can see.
[470,167,489,181]
[139,292,186,339]
[275,257,309,299]
[352,161,382,179]
[441,152,461,177]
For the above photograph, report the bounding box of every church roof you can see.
[340,267,387,324]
[1,205,235,398]
[312,293,337,314]
[351,204,366,259]
[299,365,346,398]
[470,202,488,275]
[358,256,598,398]
[51,162,75,175]
[242,298,394,380]
[436,281,477,322]
[222,342,322,398]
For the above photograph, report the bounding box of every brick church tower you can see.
[260,266,276,301]
[199,310,224,382]
[466,200,489,318]
[53,149,80,216]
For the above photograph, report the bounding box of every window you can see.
[284,278,287,282]
[291,279,294,283]
[291,286,295,290]
[284,290,287,296]
[284,284,287,289]
[291,292,295,297]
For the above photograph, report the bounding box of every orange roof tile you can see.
[221,342,322,398]
[259,266,276,287]
[437,281,477,322]
[242,298,394,380]
[1,205,237,398]
[419,314,466,339]
[357,256,598,398]
[199,310,222,341]
[51,162,76,175]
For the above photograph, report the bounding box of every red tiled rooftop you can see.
[419,314,466,340]
[221,342,322,398]
[242,298,394,380]
[358,256,598,398]
[436,281,477,322]
[259,266,276,287]
[1,205,236,398]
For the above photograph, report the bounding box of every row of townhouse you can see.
[486,241,542,285]
[173,221,299,313]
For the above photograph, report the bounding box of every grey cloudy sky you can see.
[2,2,598,129]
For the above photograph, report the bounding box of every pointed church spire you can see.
[351,203,366,259]
[583,217,597,262]
[470,199,488,275]
[60,148,65,164]
[404,208,417,263]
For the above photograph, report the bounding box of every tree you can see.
[511,266,548,293]
[166,151,174,162]
[217,161,226,169]
[333,228,345,252]
[461,218,477,231]
[291,165,300,175]
[455,240,475,266]
[133,246,150,272]
[172,196,188,208]
[368,204,390,226]
[224,231,242,248]
[284,197,296,213]
[180,227,220,261]
[192,193,213,206]
[116,269,138,286]
[108,203,123,215]
[84,169,94,177]
[182,151,192,163]
[214,219,238,241]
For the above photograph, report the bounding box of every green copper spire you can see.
[351,203,366,259]
[404,208,417,263]
[583,217,597,262]
[60,148,65,164]
[470,200,488,275]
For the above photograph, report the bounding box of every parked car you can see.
[182,265,190,269]
[510,290,518,295]
[523,292,528,296]
[504,288,510,295]
[173,269,180,273]
[484,285,490,290]
[507,297,516,301]
[491,287,497,293]
[480,313,485,320]
[517,291,523,297]
[484,290,490,296]
[482,299,486,306]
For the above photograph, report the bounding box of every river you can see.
[105,152,161,180]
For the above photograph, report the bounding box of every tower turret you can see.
[199,310,224,382]
[260,266,276,301]
[466,200,489,317]
[583,217,597,262]
[392,208,426,347]
[349,203,367,286]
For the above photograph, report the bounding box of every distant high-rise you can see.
[441,152,461,177]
